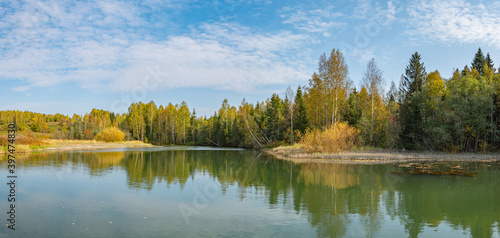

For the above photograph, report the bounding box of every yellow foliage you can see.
[300,122,358,153]
[94,127,125,142]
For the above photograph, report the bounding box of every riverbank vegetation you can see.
[1,48,499,152]
[0,136,151,154]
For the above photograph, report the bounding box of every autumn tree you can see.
[320,49,350,127]
[144,101,157,142]
[165,103,178,144]
[362,58,384,146]
[419,70,445,149]
[178,101,191,144]
[386,81,400,148]
[306,49,350,129]
[127,102,145,141]
[304,73,325,128]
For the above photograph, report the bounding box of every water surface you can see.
[1,148,500,237]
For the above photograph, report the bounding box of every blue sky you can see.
[1,0,500,117]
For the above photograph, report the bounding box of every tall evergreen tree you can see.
[472,48,486,75]
[486,52,495,72]
[399,52,427,149]
[401,52,426,98]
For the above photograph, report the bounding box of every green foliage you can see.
[95,127,125,142]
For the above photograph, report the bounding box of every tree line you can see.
[1,47,499,151]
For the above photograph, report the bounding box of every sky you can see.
[1,0,500,117]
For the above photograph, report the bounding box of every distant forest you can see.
[2,48,500,152]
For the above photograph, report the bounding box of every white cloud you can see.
[280,6,345,36]
[0,0,311,94]
[113,24,310,93]
[407,0,500,47]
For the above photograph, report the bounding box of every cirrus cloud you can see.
[407,0,500,47]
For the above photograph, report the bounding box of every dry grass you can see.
[40,139,153,152]
[0,138,153,155]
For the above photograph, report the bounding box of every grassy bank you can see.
[0,139,154,154]
[265,144,500,164]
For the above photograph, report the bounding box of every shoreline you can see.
[264,146,500,164]
[1,139,154,155]
[5,141,500,164]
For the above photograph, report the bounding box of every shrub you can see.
[94,127,125,142]
[300,122,358,153]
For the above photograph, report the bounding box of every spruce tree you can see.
[472,48,486,75]
[399,52,426,149]
[401,52,426,99]
[294,86,308,135]
[486,52,494,72]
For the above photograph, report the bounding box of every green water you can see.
[1,148,500,238]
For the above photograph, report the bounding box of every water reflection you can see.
[3,150,500,238]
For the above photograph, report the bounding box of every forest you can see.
[1,48,500,152]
